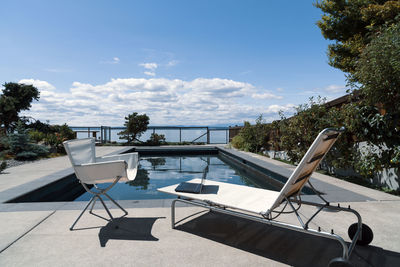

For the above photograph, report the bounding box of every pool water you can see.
[74,155,282,201]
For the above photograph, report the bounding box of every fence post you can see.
[206,127,210,144]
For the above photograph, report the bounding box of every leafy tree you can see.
[118,112,149,144]
[26,120,52,133]
[351,22,400,113]
[0,83,40,133]
[315,0,400,76]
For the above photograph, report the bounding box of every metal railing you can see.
[70,126,230,144]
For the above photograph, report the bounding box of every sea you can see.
[70,126,234,144]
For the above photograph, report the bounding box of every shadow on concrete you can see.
[99,217,164,247]
[176,211,400,267]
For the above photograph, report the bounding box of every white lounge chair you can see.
[63,138,138,230]
[158,128,373,267]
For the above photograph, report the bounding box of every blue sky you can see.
[1,0,347,126]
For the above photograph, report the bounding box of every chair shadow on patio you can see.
[98,216,164,247]
[175,211,400,267]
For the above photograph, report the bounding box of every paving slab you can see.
[0,210,54,252]
[0,205,399,267]
[0,145,399,266]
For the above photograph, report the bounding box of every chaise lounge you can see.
[158,128,373,267]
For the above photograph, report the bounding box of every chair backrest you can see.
[63,138,96,166]
[269,128,343,211]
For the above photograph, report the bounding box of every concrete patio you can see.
[0,146,399,266]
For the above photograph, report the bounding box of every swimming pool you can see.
[74,154,283,201]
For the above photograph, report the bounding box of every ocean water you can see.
[71,127,229,144]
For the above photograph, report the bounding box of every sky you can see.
[0,0,348,126]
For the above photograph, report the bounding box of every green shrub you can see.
[29,130,46,143]
[231,135,244,149]
[5,121,49,160]
[146,133,166,146]
[232,115,271,153]
[0,161,6,173]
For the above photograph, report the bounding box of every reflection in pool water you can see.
[74,155,281,201]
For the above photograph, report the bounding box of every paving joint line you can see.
[0,210,57,254]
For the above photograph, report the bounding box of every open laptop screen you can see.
[175,166,208,194]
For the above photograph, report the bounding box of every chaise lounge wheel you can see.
[328,257,353,267]
[348,223,373,246]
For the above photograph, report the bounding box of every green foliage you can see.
[231,134,245,150]
[118,112,149,144]
[127,169,150,190]
[0,161,6,173]
[315,0,400,76]
[26,120,52,133]
[313,0,400,183]
[231,115,270,153]
[27,122,75,153]
[351,22,400,113]
[279,97,331,163]
[4,121,48,160]
[28,130,46,143]
[0,82,40,133]
[146,133,166,146]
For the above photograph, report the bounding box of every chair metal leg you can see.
[70,196,96,230]
[89,196,98,214]
[71,184,128,230]
[103,192,128,216]
[97,195,114,221]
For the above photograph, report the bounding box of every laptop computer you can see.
[175,166,209,194]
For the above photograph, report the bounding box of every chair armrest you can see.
[74,160,127,184]
[96,152,139,170]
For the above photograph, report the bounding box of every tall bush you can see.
[3,121,48,160]
[231,115,271,153]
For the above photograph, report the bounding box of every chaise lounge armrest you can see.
[74,160,128,184]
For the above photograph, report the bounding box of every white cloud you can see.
[140,62,158,76]
[139,62,158,71]
[299,84,347,97]
[166,60,179,67]
[144,71,156,76]
[18,79,55,91]
[44,68,72,73]
[21,77,293,126]
[252,92,283,100]
[324,84,346,93]
[100,57,120,64]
